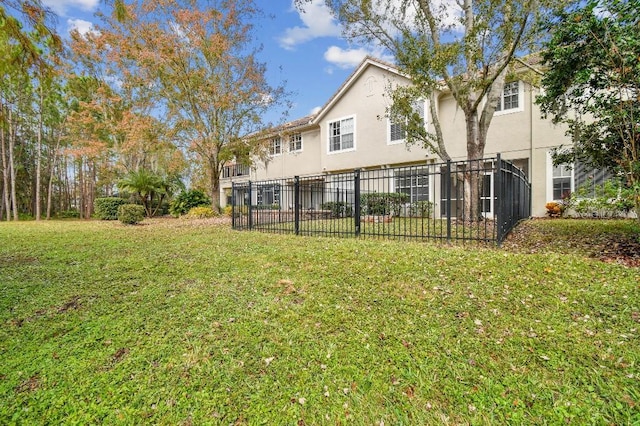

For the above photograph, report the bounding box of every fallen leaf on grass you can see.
[404,386,415,398]
[57,296,82,313]
[15,375,40,393]
[112,348,130,363]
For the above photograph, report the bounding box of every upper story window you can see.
[389,121,406,143]
[388,100,426,145]
[289,133,302,152]
[495,81,523,114]
[328,116,355,153]
[269,137,282,156]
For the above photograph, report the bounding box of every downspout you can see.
[529,83,535,217]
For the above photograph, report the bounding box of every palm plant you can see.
[117,169,163,217]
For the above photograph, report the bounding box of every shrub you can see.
[410,200,434,218]
[151,199,170,216]
[254,204,280,210]
[17,213,34,221]
[567,178,635,218]
[361,193,409,216]
[221,205,247,217]
[184,206,218,219]
[94,197,127,220]
[169,190,211,217]
[321,201,353,218]
[56,209,80,219]
[545,202,564,218]
[229,205,249,216]
[117,204,145,225]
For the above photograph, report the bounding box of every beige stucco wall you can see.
[317,65,432,172]
[437,82,544,162]
[221,64,576,216]
[436,82,573,217]
[252,127,322,180]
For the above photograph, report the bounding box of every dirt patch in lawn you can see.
[503,218,640,267]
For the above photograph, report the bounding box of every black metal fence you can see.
[232,155,530,245]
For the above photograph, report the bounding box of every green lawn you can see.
[1,218,638,424]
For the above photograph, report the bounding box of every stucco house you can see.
[221,56,603,218]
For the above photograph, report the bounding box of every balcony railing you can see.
[222,164,251,179]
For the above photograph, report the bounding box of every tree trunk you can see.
[209,157,221,213]
[141,192,152,217]
[35,85,43,220]
[463,108,484,221]
[46,129,62,220]
[63,155,71,213]
[1,103,10,221]
[78,157,85,219]
[8,107,18,220]
[88,161,95,218]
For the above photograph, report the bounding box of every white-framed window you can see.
[257,184,280,206]
[389,121,406,144]
[388,100,427,145]
[289,132,302,152]
[328,116,355,153]
[269,137,281,156]
[552,163,573,200]
[495,81,524,115]
[548,157,612,201]
[395,168,429,203]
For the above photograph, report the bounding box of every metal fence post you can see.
[294,176,300,235]
[445,160,452,243]
[354,169,361,237]
[248,181,253,230]
[495,154,504,245]
[231,182,236,229]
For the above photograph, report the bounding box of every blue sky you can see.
[43,0,393,124]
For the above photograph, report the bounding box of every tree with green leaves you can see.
[297,0,556,219]
[537,0,640,221]
[0,0,62,67]
[75,0,290,212]
[1,0,63,221]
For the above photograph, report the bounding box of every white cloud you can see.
[361,0,462,34]
[278,0,342,50]
[323,45,395,70]
[323,46,369,69]
[67,18,94,36]
[43,0,99,16]
[310,106,322,115]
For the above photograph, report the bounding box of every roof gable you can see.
[311,57,406,124]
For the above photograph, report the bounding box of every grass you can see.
[0,218,639,424]
[248,215,498,243]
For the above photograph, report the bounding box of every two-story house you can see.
[221,57,602,218]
